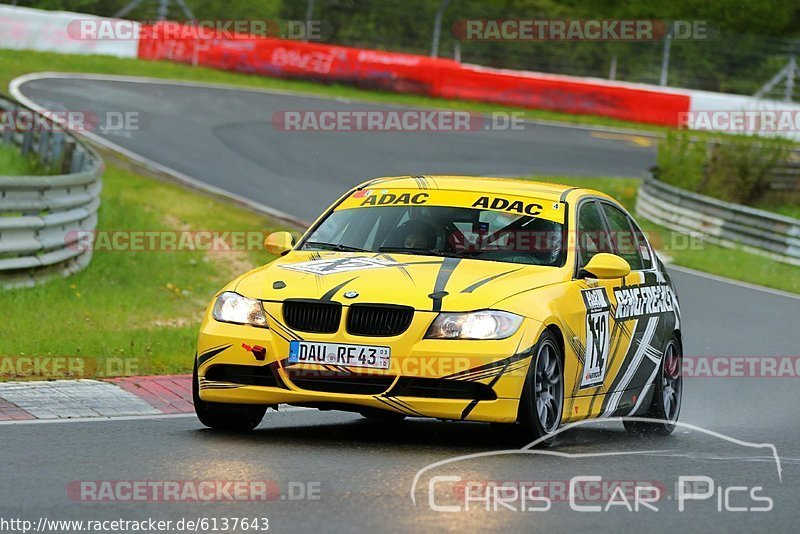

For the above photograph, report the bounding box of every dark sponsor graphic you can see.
[280,256,400,275]
[580,287,611,389]
[471,196,543,215]
[359,192,429,206]
[614,283,675,320]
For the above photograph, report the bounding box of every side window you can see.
[631,222,654,270]
[577,201,613,271]
[600,203,645,271]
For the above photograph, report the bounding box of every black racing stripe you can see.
[559,188,578,202]
[197,344,232,367]
[375,396,423,416]
[460,399,481,420]
[642,271,659,285]
[443,345,533,380]
[386,397,426,416]
[320,277,357,301]
[598,316,657,415]
[264,310,304,342]
[456,358,527,383]
[587,387,604,415]
[430,257,461,312]
[461,358,513,420]
[460,268,522,294]
[378,253,415,283]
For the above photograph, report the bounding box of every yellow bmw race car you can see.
[193,176,682,444]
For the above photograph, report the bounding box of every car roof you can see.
[357,175,613,204]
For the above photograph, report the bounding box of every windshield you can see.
[302,205,565,266]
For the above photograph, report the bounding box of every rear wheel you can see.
[494,330,564,447]
[193,358,267,432]
[624,335,682,435]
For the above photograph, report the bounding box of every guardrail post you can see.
[61,138,76,174]
[37,129,50,164]
[20,129,33,155]
[69,147,85,174]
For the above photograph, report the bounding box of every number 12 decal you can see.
[580,287,611,389]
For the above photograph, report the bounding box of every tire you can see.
[624,335,682,435]
[360,408,407,421]
[494,330,564,447]
[193,358,267,432]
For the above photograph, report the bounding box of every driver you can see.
[390,220,437,250]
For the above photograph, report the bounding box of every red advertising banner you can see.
[138,22,689,126]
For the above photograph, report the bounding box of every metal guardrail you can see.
[637,174,800,266]
[768,159,800,191]
[0,96,103,288]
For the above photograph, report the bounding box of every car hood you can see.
[235,251,567,312]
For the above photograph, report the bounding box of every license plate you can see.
[288,341,391,370]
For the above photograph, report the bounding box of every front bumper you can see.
[196,302,541,423]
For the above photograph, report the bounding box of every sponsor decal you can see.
[334,190,565,223]
[279,256,402,275]
[580,287,611,389]
[614,282,675,321]
[360,192,429,206]
[471,196,542,216]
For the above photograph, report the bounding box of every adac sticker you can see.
[336,189,565,223]
[579,287,611,389]
[279,256,401,276]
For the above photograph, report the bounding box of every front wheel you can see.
[494,330,564,447]
[193,358,267,432]
[624,335,682,435]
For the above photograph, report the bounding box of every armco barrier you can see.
[636,175,800,266]
[0,96,104,288]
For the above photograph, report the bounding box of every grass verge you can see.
[529,175,800,294]
[0,143,43,175]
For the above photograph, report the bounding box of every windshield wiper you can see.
[377,246,474,258]
[303,241,368,252]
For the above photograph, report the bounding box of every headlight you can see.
[425,310,523,340]
[211,291,268,328]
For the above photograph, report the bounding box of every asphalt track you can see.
[5,74,800,532]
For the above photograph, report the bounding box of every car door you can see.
[598,201,669,403]
[569,199,644,406]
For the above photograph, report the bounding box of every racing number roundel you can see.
[580,287,611,389]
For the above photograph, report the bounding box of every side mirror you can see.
[264,231,295,256]
[581,253,631,279]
